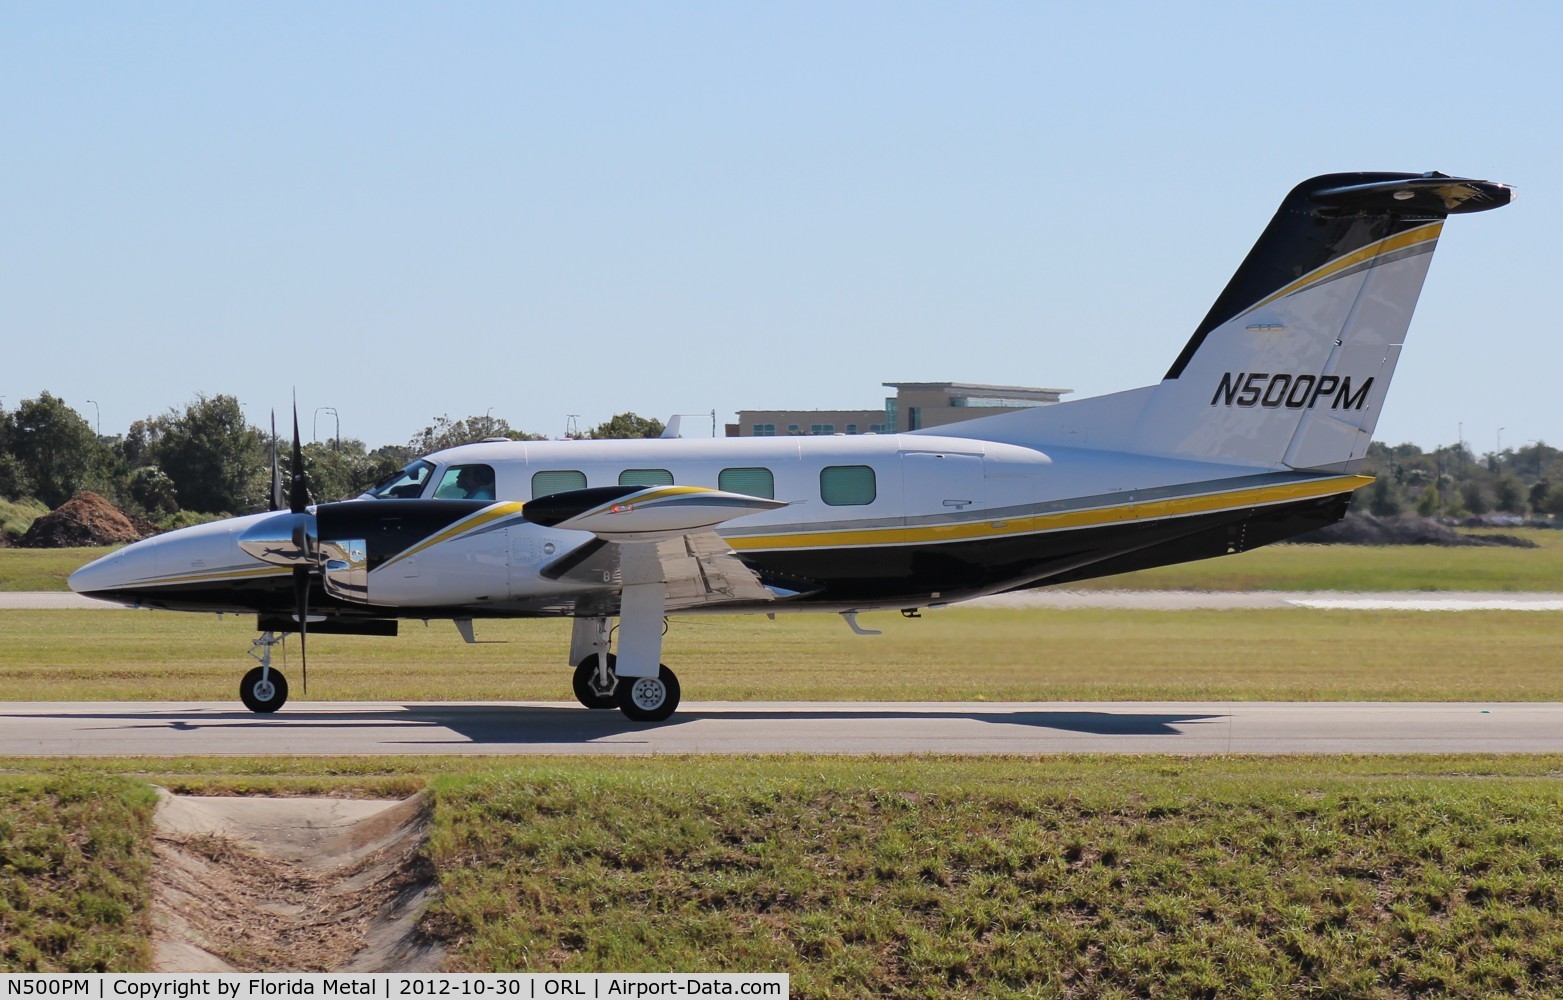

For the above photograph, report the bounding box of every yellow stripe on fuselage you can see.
[125,565,292,588]
[727,475,1371,552]
[376,501,526,571]
[1243,223,1442,317]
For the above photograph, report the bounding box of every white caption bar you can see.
[0,975,788,1000]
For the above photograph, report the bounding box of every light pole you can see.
[85,399,100,438]
[313,407,339,450]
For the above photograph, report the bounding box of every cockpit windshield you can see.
[366,459,435,499]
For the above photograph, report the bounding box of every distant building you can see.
[729,381,1071,437]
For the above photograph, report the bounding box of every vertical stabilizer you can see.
[1131,172,1512,470]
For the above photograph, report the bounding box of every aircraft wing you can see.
[527,484,786,612]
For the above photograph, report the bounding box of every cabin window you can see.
[619,468,674,487]
[367,459,435,499]
[532,470,587,498]
[719,467,775,499]
[821,465,876,506]
[433,464,497,500]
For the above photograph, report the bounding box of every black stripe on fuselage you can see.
[315,499,492,571]
[738,490,1350,605]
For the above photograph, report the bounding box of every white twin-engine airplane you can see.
[71,171,1512,721]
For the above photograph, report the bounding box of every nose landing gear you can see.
[241,631,290,713]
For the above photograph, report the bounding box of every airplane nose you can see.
[68,545,146,604]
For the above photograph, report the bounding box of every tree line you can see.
[1358,439,1563,521]
[2,390,1560,533]
[0,392,664,533]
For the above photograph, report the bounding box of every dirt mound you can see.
[151,791,443,973]
[1294,510,1537,548]
[16,492,144,548]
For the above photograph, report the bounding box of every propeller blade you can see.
[290,398,307,515]
[292,565,309,693]
[269,411,282,512]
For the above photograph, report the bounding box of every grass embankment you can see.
[0,499,49,546]
[2,606,1560,702]
[427,757,1563,995]
[0,774,156,972]
[3,756,1563,995]
[9,756,1550,993]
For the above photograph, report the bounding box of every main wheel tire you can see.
[572,653,619,709]
[615,664,680,722]
[239,666,288,714]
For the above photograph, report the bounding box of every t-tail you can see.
[931,171,1513,471]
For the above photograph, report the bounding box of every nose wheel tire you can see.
[572,653,620,709]
[240,666,289,713]
[615,665,680,722]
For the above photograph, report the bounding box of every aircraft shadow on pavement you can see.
[0,704,1227,748]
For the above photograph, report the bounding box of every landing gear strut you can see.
[241,631,289,713]
[569,613,681,721]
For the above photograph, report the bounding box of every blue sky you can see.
[3,2,1556,454]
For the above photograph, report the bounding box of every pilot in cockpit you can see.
[455,465,495,501]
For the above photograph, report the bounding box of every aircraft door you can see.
[899,451,986,519]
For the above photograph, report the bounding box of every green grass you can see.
[0,547,115,591]
[1070,531,1563,592]
[426,757,1563,996]
[0,499,49,545]
[2,605,1561,702]
[0,774,156,972]
[5,755,1563,994]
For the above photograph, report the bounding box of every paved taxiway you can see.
[2,701,1560,755]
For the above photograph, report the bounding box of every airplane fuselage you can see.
[71,432,1362,619]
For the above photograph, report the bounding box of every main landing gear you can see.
[569,616,681,722]
[241,631,289,713]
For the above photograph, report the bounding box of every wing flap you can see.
[541,529,774,610]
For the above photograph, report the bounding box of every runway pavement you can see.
[1,700,1559,755]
